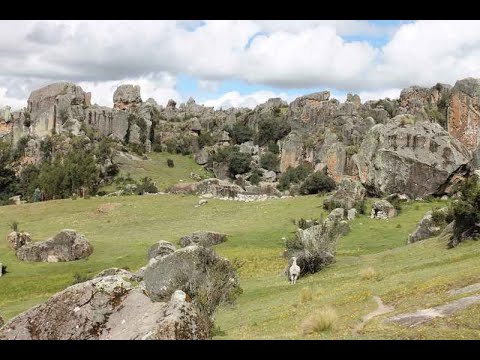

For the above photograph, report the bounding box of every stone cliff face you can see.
[447,78,480,151]
[3,77,480,198]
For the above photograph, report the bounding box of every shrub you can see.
[300,288,313,303]
[301,307,338,334]
[431,207,447,226]
[9,221,19,232]
[277,164,313,191]
[447,177,480,247]
[267,142,280,154]
[355,199,367,215]
[137,177,158,194]
[399,115,415,127]
[13,136,29,160]
[198,132,216,148]
[259,152,279,172]
[256,117,290,146]
[225,123,253,145]
[165,136,192,155]
[228,152,252,176]
[249,169,262,185]
[299,172,336,195]
[345,144,360,156]
[360,266,377,280]
[167,159,174,168]
[128,143,146,156]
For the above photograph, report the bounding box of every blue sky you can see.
[1,20,480,110]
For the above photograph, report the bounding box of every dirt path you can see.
[352,296,394,335]
[387,282,480,328]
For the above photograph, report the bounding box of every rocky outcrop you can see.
[143,245,240,315]
[407,211,441,244]
[355,117,471,198]
[287,91,338,134]
[323,177,366,210]
[167,178,244,198]
[194,149,209,165]
[447,78,480,151]
[0,272,210,340]
[113,85,142,111]
[6,231,31,250]
[370,200,397,219]
[399,83,451,121]
[179,231,227,247]
[147,240,176,260]
[327,208,345,221]
[26,82,90,140]
[16,229,93,262]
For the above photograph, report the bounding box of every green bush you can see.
[198,132,216,148]
[137,177,158,194]
[228,152,252,176]
[260,152,279,172]
[448,177,480,247]
[355,199,367,215]
[299,172,336,195]
[249,169,262,185]
[431,207,446,226]
[267,142,280,154]
[225,123,253,145]
[167,159,174,168]
[277,164,313,191]
[256,117,290,146]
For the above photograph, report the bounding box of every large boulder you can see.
[194,149,209,165]
[0,272,210,340]
[179,231,227,248]
[407,211,441,244]
[113,84,142,111]
[371,200,397,219]
[354,117,471,198]
[6,231,31,250]
[16,229,93,262]
[147,240,176,260]
[447,78,480,151]
[143,245,240,315]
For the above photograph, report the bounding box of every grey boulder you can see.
[179,231,227,247]
[16,229,93,262]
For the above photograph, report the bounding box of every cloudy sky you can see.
[2,20,480,111]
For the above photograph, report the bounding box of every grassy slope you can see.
[103,152,212,192]
[1,193,479,339]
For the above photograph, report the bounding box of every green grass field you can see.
[104,152,212,192]
[1,153,480,339]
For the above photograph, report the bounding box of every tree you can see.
[225,123,253,145]
[299,172,336,195]
[260,152,279,172]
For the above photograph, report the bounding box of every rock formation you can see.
[16,229,93,262]
[355,116,471,198]
[179,231,227,247]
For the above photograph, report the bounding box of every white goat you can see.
[288,257,300,285]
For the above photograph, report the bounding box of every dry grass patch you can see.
[360,266,377,280]
[301,306,338,334]
[300,287,313,303]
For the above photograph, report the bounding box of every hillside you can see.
[1,192,479,339]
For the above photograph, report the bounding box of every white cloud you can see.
[201,90,297,110]
[3,20,480,110]
[79,72,181,108]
